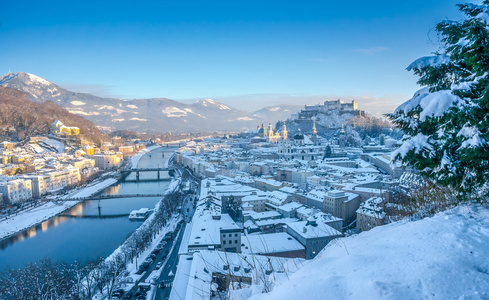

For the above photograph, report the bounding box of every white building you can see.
[91,154,122,170]
[0,179,32,203]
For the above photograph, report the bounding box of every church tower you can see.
[311,116,318,145]
[282,124,288,141]
[339,124,346,148]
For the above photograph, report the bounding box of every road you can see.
[121,163,198,300]
[154,194,195,300]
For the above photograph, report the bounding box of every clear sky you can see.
[0,0,467,114]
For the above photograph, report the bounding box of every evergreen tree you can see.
[388,1,489,197]
[324,144,332,159]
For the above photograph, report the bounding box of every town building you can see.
[356,197,387,232]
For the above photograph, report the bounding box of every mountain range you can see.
[0,72,302,133]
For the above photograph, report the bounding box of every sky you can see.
[0,0,467,115]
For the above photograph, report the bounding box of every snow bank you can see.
[0,201,78,239]
[250,205,489,300]
[63,177,118,199]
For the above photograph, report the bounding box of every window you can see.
[235,240,238,244]
[235,233,238,237]
[223,241,226,245]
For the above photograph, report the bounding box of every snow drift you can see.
[250,205,489,300]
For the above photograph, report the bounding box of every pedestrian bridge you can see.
[56,194,166,202]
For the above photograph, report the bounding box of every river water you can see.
[0,147,174,270]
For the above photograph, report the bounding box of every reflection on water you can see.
[0,148,174,270]
[103,185,121,195]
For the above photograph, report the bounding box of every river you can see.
[0,147,175,270]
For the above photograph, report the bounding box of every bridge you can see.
[56,194,166,202]
[59,213,130,219]
[122,167,174,181]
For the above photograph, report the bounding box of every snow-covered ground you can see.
[0,177,118,240]
[62,177,117,199]
[39,138,65,153]
[249,205,489,300]
[0,201,79,239]
[130,145,161,168]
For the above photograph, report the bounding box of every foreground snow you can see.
[250,205,489,300]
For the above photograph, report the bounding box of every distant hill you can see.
[253,104,303,123]
[0,72,267,133]
[0,86,108,144]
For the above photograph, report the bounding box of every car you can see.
[159,281,166,289]
[111,289,124,298]
[164,249,170,255]
[138,283,151,292]
[148,253,156,260]
[136,294,147,300]
[151,248,161,254]
[156,262,163,269]
[135,291,147,297]
[123,291,132,299]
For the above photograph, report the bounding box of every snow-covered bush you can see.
[388,1,489,199]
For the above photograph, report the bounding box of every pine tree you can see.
[388,1,489,198]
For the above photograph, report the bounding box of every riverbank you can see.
[0,177,118,241]
[130,145,162,168]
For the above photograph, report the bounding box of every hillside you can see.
[247,205,489,300]
[0,86,108,144]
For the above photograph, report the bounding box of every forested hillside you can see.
[0,86,108,144]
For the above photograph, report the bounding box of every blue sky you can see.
[0,0,466,114]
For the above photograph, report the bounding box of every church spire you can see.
[312,117,317,136]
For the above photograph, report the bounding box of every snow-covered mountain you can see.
[0,72,268,133]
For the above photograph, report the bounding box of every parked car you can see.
[156,262,163,269]
[135,290,147,297]
[111,289,124,298]
[136,294,147,300]
[123,291,132,299]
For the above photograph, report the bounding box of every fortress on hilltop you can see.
[292,99,364,120]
